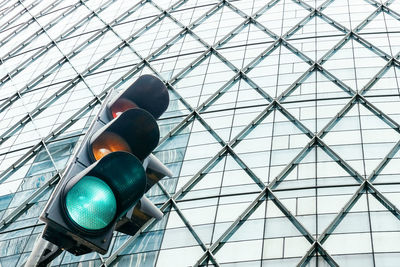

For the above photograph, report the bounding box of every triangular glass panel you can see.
[156,117,224,195]
[217,23,275,68]
[359,107,400,176]
[106,210,170,266]
[362,66,400,126]
[234,79,271,109]
[150,32,206,81]
[158,112,190,140]
[86,46,141,84]
[321,193,375,266]
[176,152,262,244]
[156,206,206,267]
[323,101,400,177]
[390,1,400,15]
[174,199,218,246]
[208,190,262,244]
[371,184,400,221]
[151,0,173,10]
[263,197,312,262]
[370,147,400,184]
[156,245,205,267]
[273,176,359,240]
[171,157,226,246]
[214,235,263,264]
[178,153,261,201]
[358,10,400,56]
[256,0,311,37]
[200,78,269,141]
[212,199,264,263]
[146,177,170,204]
[99,0,145,24]
[0,122,44,154]
[160,89,192,121]
[233,108,311,184]
[301,0,326,9]
[363,65,400,96]
[322,38,387,91]
[173,53,236,108]
[52,105,96,141]
[271,143,361,238]
[321,0,376,30]
[302,252,338,267]
[171,0,221,27]
[367,192,400,263]
[112,2,160,40]
[32,82,95,138]
[192,5,246,46]
[213,196,311,264]
[220,155,262,195]
[198,258,223,267]
[37,59,77,90]
[0,79,19,101]
[287,15,345,61]
[12,26,53,57]
[131,16,183,59]
[273,145,361,190]
[230,0,267,17]
[162,207,203,248]
[70,31,123,74]
[1,50,39,82]
[53,16,99,53]
[281,70,352,133]
[246,44,310,98]
[11,48,64,91]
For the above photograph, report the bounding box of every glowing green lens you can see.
[65,176,117,230]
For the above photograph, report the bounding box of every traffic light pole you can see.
[24,234,62,267]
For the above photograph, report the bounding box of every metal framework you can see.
[0,0,400,266]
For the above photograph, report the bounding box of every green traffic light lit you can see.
[65,176,117,230]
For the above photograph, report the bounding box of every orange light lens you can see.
[91,132,132,161]
[110,98,138,118]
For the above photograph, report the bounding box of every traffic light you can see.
[40,75,171,256]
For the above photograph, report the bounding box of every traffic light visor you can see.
[110,98,138,118]
[108,75,169,120]
[91,132,132,161]
[90,108,159,161]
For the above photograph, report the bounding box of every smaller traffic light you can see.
[40,75,171,256]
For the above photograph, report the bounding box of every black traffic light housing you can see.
[40,75,171,256]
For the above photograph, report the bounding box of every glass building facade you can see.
[0,0,400,266]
